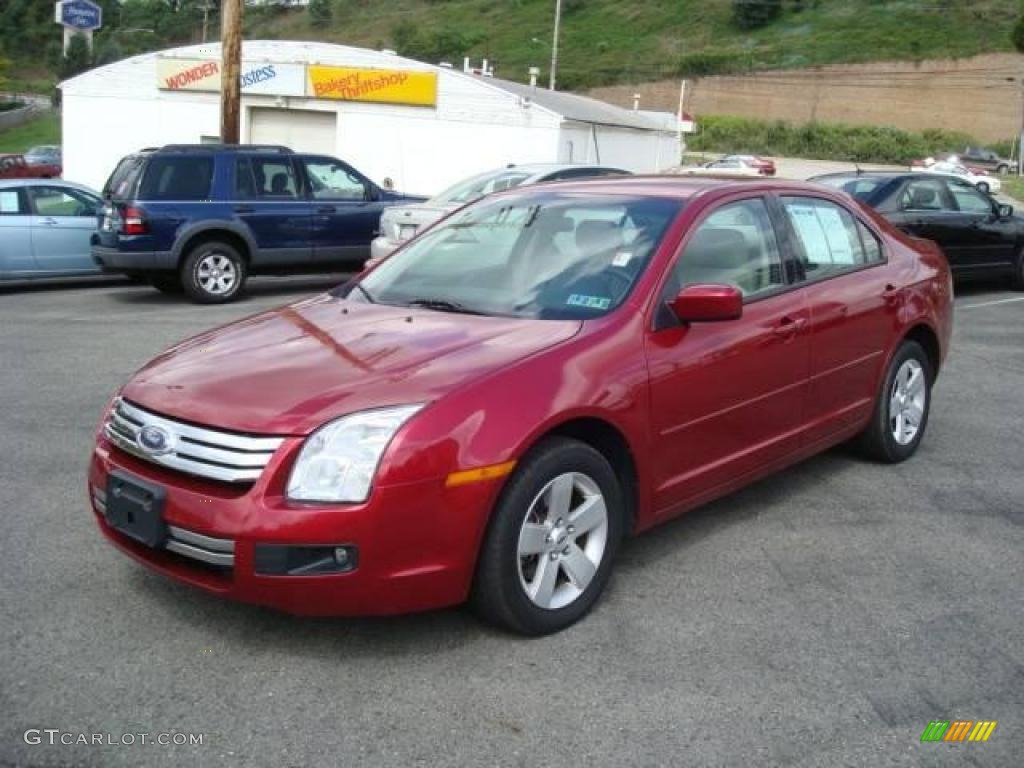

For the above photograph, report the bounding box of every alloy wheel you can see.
[517,472,609,610]
[196,253,238,296]
[889,359,926,445]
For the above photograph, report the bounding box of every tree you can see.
[308,0,331,24]
[1013,13,1024,53]
[732,0,783,30]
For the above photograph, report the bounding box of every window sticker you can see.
[612,251,633,267]
[0,191,19,214]
[567,294,611,310]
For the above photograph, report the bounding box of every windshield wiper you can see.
[349,282,376,304]
[406,298,485,315]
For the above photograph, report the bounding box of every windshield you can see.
[431,169,534,206]
[350,192,682,320]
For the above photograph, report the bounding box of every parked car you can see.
[23,145,63,173]
[679,157,765,177]
[0,179,103,280]
[91,144,425,303]
[721,154,776,176]
[813,170,1023,287]
[959,146,1017,175]
[912,160,1001,194]
[89,176,952,635]
[369,163,628,263]
[0,153,61,180]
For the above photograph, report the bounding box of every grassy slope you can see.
[0,113,60,154]
[244,0,1020,87]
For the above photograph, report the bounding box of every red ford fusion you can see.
[89,177,953,635]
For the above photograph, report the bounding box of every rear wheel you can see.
[181,241,246,304]
[1014,249,1024,291]
[997,164,1009,175]
[977,181,990,194]
[855,340,932,463]
[471,438,624,635]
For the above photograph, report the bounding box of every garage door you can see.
[248,108,337,155]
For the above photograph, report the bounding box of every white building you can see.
[59,40,684,194]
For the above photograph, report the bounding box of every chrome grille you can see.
[104,398,284,484]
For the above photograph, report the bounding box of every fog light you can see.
[254,544,358,576]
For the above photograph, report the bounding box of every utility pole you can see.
[549,0,562,91]
[220,0,242,144]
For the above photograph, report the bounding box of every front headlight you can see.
[286,404,425,503]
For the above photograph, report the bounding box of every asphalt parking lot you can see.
[2,275,1022,768]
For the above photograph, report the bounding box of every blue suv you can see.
[92,145,424,303]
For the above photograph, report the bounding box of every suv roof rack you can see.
[157,144,295,154]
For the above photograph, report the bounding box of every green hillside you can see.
[243,0,1021,89]
[1,0,1020,93]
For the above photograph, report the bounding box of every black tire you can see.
[977,181,990,194]
[1013,250,1024,291]
[180,240,247,304]
[471,437,625,635]
[997,164,1009,175]
[855,340,933,463]
[150,274,183,294]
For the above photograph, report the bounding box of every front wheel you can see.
[997,164,1009,175]
[181,241,247,304]
[977,181,990,194]
[471,437,624,635]
[855,340,933,463]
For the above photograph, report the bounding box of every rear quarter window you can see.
[103,155,147,200]
[138,156,214,201]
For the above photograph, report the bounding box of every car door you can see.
[777,195,900,445]
[232,155,312,266]
[884,177,964,263]
[941,178,1018,272]
[644,196,810,516]
[299,155,382,265]
[0,186,35,277]
[26,185,102,274]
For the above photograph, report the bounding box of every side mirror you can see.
[998,203,1013,219]
[670,284,743,323]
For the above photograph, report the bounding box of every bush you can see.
[688,114,997,165]
[308,0,331,24]
[732,0,782,30]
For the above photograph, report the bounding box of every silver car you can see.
[368,163,628,264]
[0,179,103,280]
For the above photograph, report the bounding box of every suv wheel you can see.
[854,340,933,463]
[181,241,246,304]
[471,437,624,635]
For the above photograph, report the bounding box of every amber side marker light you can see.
[445,460,517,488]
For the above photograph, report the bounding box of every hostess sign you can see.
[156,58,306,97]
[156,58,437,107]
[308,66,438,106]
[55,0,102,31]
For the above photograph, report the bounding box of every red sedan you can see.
[89,177,953,635]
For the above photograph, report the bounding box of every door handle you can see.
[233,205,254,214]
[772,315,807,338]
[41,217,58,226]
[316,205,336,214]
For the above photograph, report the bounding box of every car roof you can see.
[498,174,843,200]
[0,178,101,194]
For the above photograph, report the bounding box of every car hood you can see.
[120,294,581,435]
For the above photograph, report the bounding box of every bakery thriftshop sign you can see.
[156,58,437,107]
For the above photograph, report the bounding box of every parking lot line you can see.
[958,296,1024,310]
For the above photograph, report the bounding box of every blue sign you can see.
[58,0,102,32]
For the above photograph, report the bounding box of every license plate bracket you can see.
[105,470,167,548]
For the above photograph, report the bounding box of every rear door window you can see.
[781,197,881,280]
[0,189,25,215]
[138,156,214,200]
[235,157,300,200]
[898,179,953,212]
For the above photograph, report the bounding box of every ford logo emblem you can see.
[137,425,173,456]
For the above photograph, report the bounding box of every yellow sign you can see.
[307,66,437,107]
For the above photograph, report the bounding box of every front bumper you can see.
[92,245,176,272]
[88,436,504,616]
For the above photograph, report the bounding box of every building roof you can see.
[478,76,674,132]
